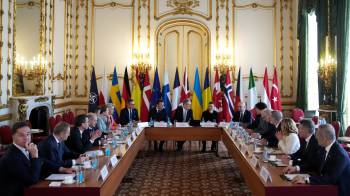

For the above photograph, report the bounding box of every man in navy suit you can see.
[0,122,42,196]
[284,119,323,174]
[292,124,350,196]
[233,102,252,128]
[174,99,193,151]
[38,122,87,177]
[149,99,168,152]
[66,114,101,153]
[120,99,139,126]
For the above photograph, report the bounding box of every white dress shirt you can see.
[278,132,300,155]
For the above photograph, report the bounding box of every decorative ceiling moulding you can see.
[154,0,212,21]
[91,0,135,66]
[233,0,277,76]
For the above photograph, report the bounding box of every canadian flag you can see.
[262,67,271,109]
[140,70,152,122]
[212,69,223,121]
[270,66,282,111]
[180,67,190,103]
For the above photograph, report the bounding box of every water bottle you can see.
[105,145,111,157]
[149,117,154,127]
[263,147,269,161]
[76,166,84,183]
[167,117,171,127]
[79,167,84,183]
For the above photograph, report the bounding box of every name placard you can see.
[137,122,149,128]
[154,121,168,127]
[218,122,230,128]
[132,131,137,140]
[250,155,259,168]
[175,122,190,127]
[100,165,109,181]
[259,166,272,183]
[127,138,132,147]
[110,155,118,168]
[136,127,142,135]
[241,144,248,155]
[200,122,217,127]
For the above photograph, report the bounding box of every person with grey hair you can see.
[292,124,350,196]
[174,98,193,151]
[260,110,283,147]
[284,119,322,174]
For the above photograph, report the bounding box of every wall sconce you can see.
[214,51,235,74]
[131,51,152,73]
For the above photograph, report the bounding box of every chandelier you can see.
[131,51,152,73]
[214,51,234,74]
[15,54,48,80]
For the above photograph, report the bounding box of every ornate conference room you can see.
[0,0,350,195]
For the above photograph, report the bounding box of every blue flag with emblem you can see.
[88,66,99,112]
[150,67,161,108]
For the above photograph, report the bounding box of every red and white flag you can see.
[270,66,282,111]
[180,67,190,103]
[223,70,235,122]
[212,69,223,121]
[140,70,152,122]
[262,67,271,109]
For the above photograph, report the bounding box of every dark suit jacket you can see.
[201,110,218,123]
[310,142,350,196]
[261,123,279,148]
[291,134,323,173]
[174,106,193,122]
[38,135,80,177]
[233,110,252,124]
[120,108,139,125]
[247,114,261,129]
[149,107,168,121]
[82,126,100,146]
[66,127,93,153]
[0,145,42,196]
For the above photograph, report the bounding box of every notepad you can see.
[284,174,310,181]
[45,174,75,181]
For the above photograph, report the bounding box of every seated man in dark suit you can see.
[174,99,193,151]
[83,113,103,146]
[284,119,323,174]
[66,114,101,153]
[201,102,218,152]
[233,102,252,128]
[149,99,168,152]
[0,122,42,196]
[120,99,139,126]
[38,122,86,177]
[292,124,350,196]
[261,110,282,148]
[246,102,267,131]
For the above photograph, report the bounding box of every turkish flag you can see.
[270,67,282,111]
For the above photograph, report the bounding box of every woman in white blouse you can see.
[275,118,300,154]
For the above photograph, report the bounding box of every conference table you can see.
[25,126,337,196]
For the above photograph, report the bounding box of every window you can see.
[345,15,350,128]
[306,12,319,111]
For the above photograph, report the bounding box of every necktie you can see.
[184,110,187,121]
[129,109,132,121]
[24,150,30,160]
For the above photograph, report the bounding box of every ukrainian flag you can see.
[202,67,212,111]
[192,67,203,120]
[109,66,122,116]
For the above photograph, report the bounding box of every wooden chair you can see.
[48,116,57,133]
[345,126,350,137]
[0,125,12,145]
[292,108,304,123]
[312,116,319,125]
[55,114,63,124]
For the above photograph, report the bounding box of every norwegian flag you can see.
[270,66,282,111]
[140,70,152,122]
[180,67,190,103]
[223,70,235,122]
[212,69,223,121]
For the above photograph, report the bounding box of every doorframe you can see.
[154,19,211,71]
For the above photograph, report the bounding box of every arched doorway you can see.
[155,19,210,88]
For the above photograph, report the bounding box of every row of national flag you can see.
[88,66,282,122]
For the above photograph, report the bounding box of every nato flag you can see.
[88,67,99,112]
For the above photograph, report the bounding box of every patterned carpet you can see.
[116,142,251,196]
